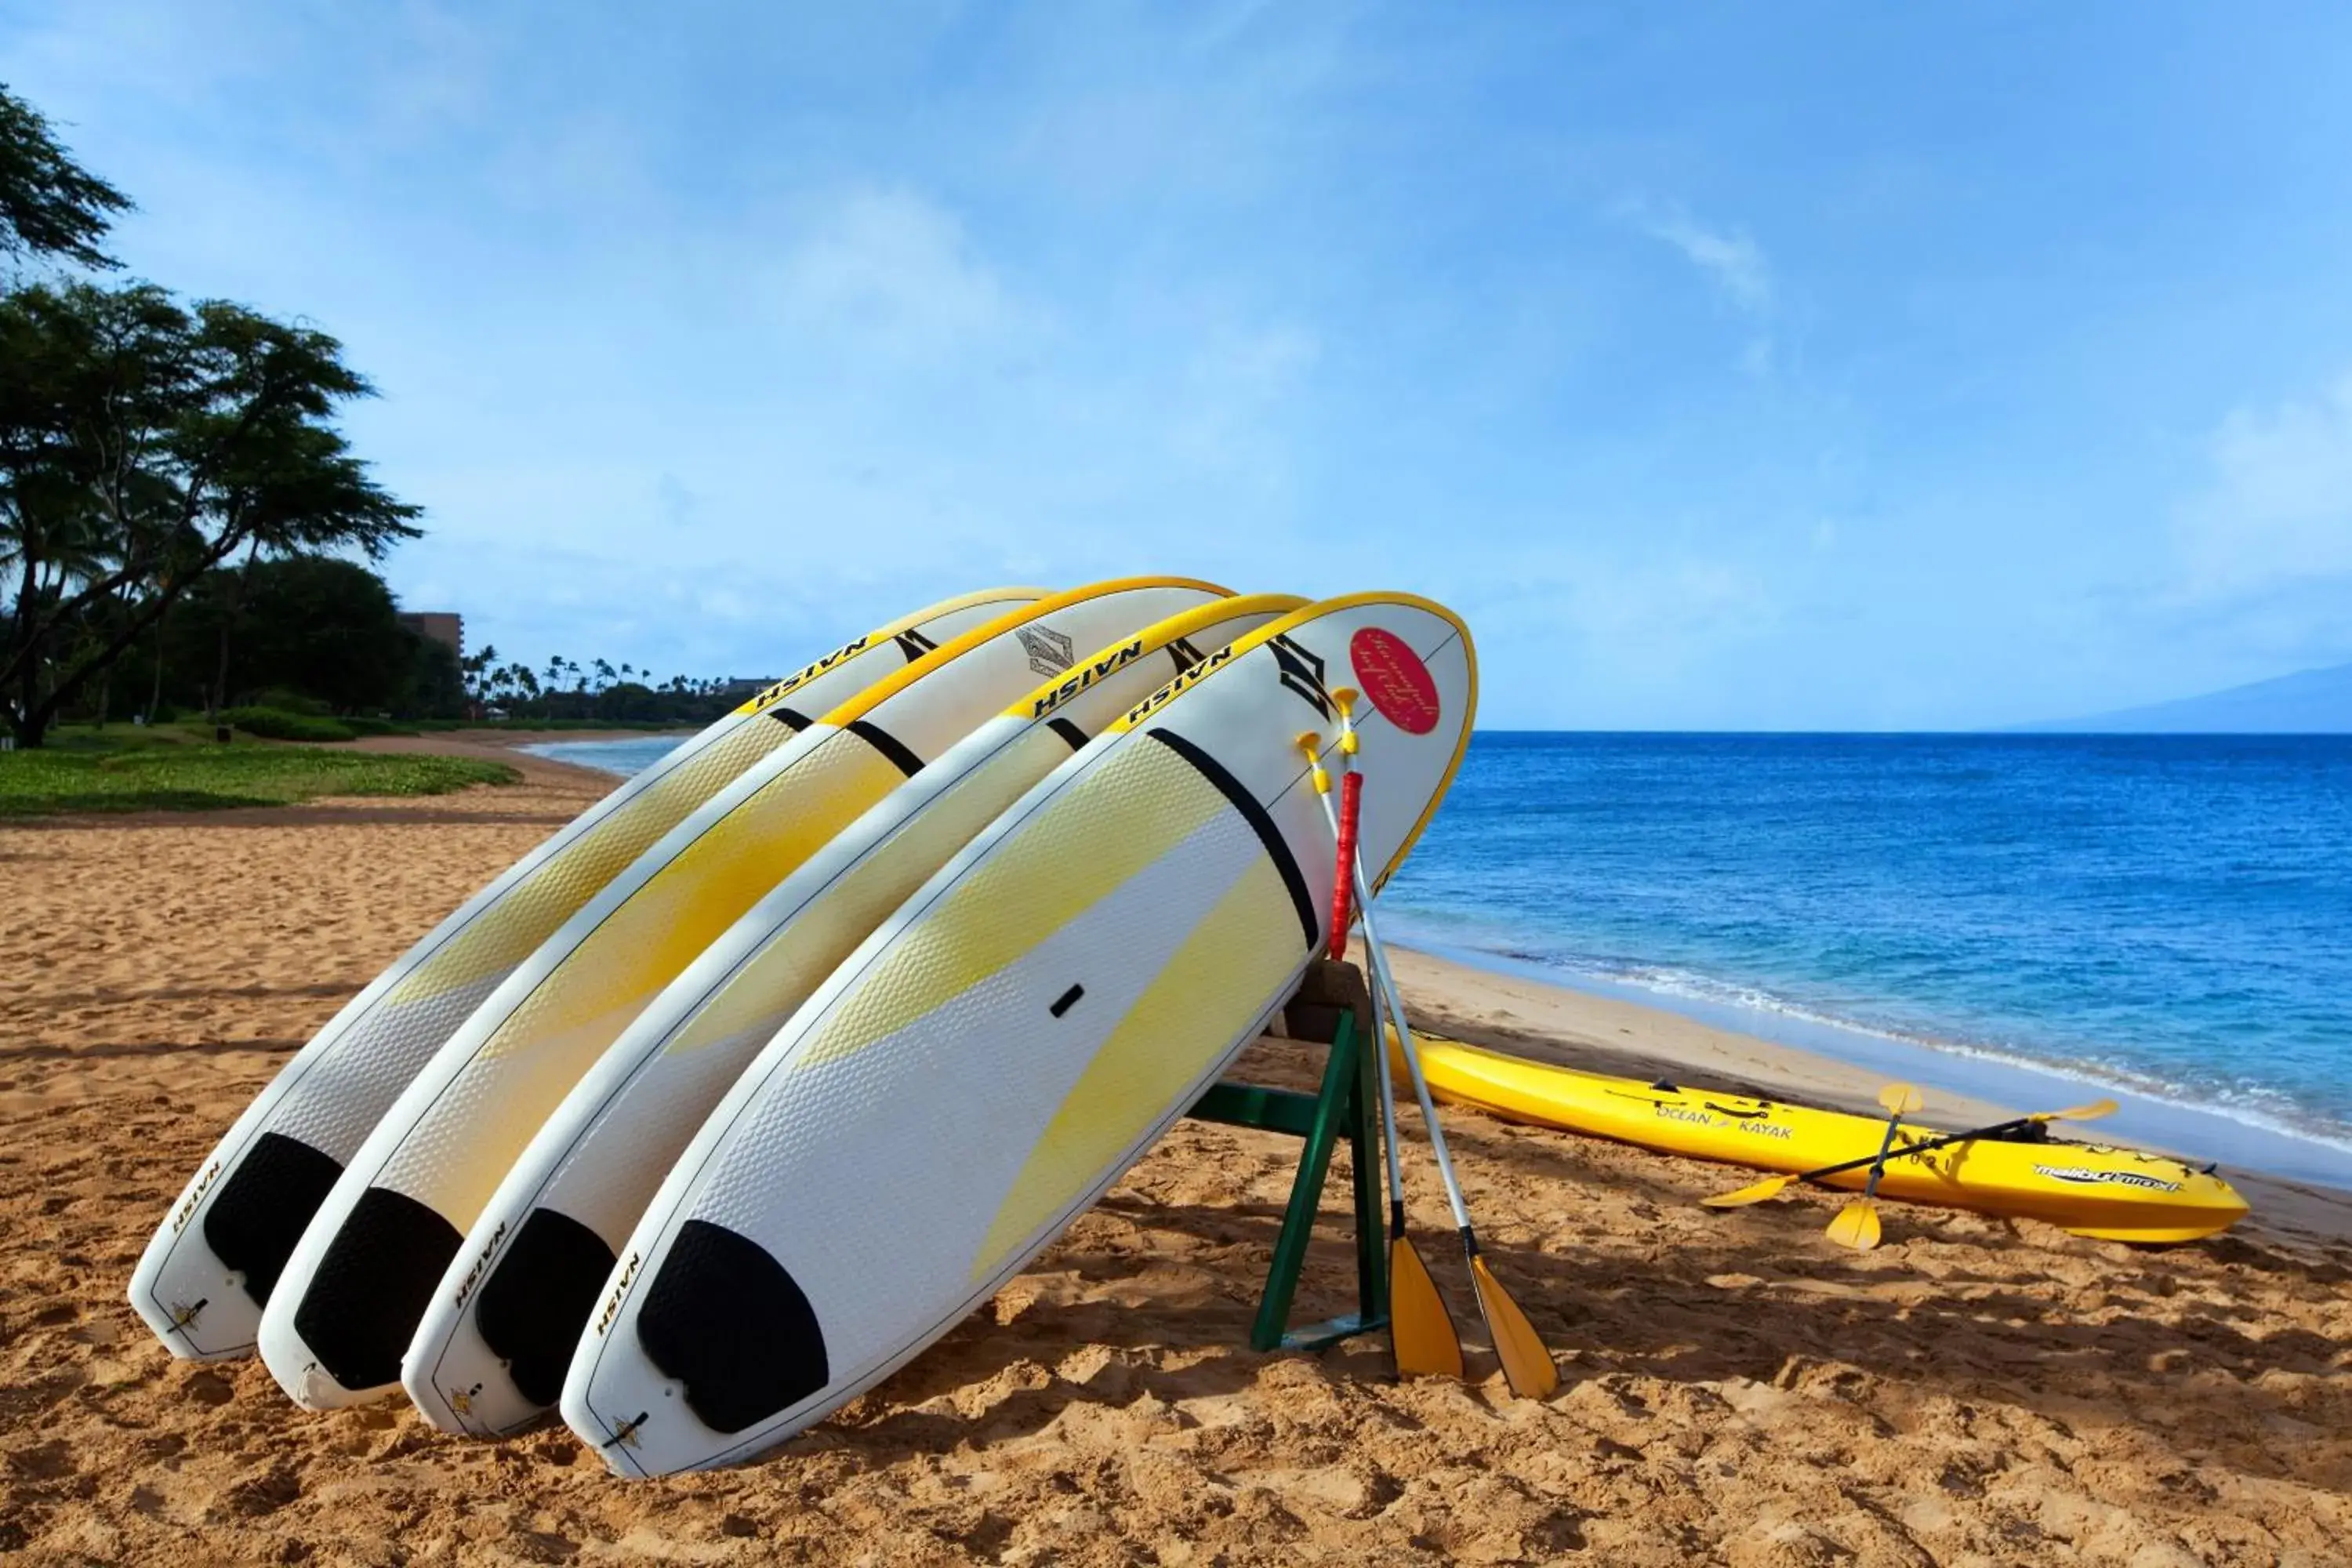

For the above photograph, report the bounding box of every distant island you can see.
[2015,659,2352,734]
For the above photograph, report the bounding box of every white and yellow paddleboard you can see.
[403,593,1305,1436]
[256,578,1228,1410]
[562,592,1474,1475]
[126,587,1039,1361]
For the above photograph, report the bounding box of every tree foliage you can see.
[459,641,742,725]
[165,555,416,713]
[0,83,132,270]
[1,280,420,743]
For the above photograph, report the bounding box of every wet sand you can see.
[3,758,2347,1564]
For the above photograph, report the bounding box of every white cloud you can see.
[760,187,1026,367]
[2173,372,2352,600]
[1622,199,1774,314]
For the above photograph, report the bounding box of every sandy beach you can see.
[5,750,2349,1565]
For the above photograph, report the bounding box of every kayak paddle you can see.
[1295,723,1463,1381]
[1824,1083,1925,1250]
[1700,1097,2120,1209]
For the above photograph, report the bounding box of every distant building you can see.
[400,612,463,657]
[717,677,780,698]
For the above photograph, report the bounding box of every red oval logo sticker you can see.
[1350,627,1440,735]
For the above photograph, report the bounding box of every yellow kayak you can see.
[1403,1033,2249,1243]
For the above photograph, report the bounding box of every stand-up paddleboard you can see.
[258,578,1225,1410]
[563,593,1473,1475]
[405,594,1305,1436]
[126,587,1040,1361]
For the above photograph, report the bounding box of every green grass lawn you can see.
[0,732,517,817]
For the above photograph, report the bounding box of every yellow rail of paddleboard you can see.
[1402,1033,2248,1243]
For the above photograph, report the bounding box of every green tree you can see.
[0,280,419,745]
[0,83,132,270]
[172,554,410,712]
[400,627,465,719]
[459,641,499,710]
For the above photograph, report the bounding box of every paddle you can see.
[1364,913,1559,1397]
[1297,724,1464,1381]
[1823,1083,1925,1250]
[1308,708,1559,1399]
[1700,1098,2120,1209]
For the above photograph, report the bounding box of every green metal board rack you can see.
[1184,967,1389,1353]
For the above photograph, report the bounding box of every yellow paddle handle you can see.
[1294,731,1330,795]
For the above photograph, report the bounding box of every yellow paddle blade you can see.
[1388,1237,1465,1379]
[1700,1172,1798,1209]
[2035,1098,2118,1123]
[1470,1255,1559,1399]
[1826,1200,1883,1251]
[1878,1083,1924,1117]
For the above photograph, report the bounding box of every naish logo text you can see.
[1125,644,1237,725]
[594,1251,644,1335]
[1030,639,1147,717]
[750,637,871,711]
[170,1161,223,1235]
[450,1220,510,1308]
[2032,1164,2183,1192]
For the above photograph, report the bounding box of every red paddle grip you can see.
[1328,768,1363,960]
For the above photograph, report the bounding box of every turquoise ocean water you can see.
[531,732,2352,1185]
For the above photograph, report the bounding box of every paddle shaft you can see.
[1855,1108,1909,1202]
[1303,745,1410,1225]
[1349,857,1477,1236]
[1783,1112,2053,1191]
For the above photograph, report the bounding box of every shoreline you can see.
[1386,942,2352,1249]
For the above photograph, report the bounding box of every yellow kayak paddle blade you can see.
[1470,1254,1559,1399]
[1388,1236,1465,1380]
[1826,1200,1884,1251]
[1700,1172,1798,1209]
[1878,1083,1925,1117]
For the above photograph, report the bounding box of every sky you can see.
[7,2,2352,728]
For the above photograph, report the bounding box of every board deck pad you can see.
[400,594,1301,1436]
[126,586,1041,1361]
[256,578,1225,1408]
[562,593,1473,1475]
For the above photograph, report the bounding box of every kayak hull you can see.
[1406,1035,2249,1243]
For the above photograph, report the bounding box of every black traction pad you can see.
[201,1131,345,1308]
[637,1218,829,1435]
[292,1186,462,1392]
[473,1207,621,1408]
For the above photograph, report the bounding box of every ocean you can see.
[530,731,2352,1185]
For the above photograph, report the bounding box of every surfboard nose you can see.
[286,1185,463,1399]
[634,1218,829,1436]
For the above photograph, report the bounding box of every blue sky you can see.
[8,2,2352,728]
